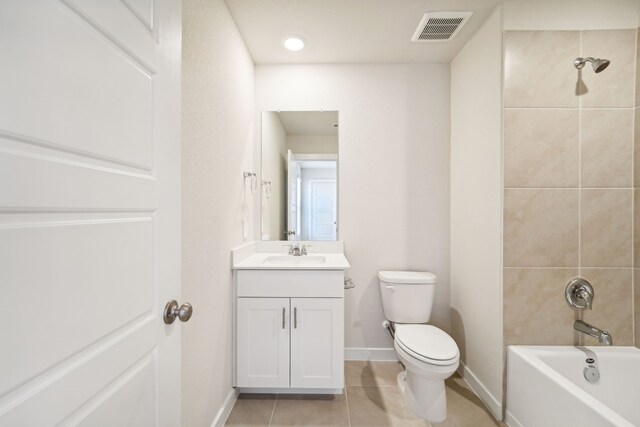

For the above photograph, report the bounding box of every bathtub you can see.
[506,346,640,427]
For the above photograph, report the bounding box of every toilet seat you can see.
[395,324,459,366]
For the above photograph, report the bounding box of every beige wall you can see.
[502,28,637,347]
[256,64,451,356]
[181,0,257,425]
[450,5,503,418]
[287,134,338,154]
[261,112,287,240]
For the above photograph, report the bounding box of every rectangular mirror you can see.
[261,111,339,241]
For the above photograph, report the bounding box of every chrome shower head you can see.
[574,57,610,73]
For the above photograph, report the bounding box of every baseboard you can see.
[457,363,502,422]
[238,387,343,394]
[504,410,523,427]
[210,387,239,427]
[344,347,398,361]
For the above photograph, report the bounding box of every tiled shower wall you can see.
[503,29,638,347]
[635,30,640,348]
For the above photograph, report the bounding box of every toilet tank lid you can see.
[378,271,437,284]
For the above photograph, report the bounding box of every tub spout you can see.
[574,320,613,345]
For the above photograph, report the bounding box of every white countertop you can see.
[233,252,350,270]
[231,241,350,270]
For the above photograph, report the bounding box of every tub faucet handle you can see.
[565,278,594,311]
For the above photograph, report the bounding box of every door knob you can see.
[163,300,193,324]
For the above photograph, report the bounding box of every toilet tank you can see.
[378,271,437,323]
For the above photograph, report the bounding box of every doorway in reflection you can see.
[288,157,337,241]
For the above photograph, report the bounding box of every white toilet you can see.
[378,271,459,423]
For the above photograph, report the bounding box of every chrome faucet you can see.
[565,278,594,310]
[574,320,613,346]
[284,243,311,256]
[285,244,301,256]
[285,244,302,256]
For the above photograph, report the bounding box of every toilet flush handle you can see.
[385,285,396,291]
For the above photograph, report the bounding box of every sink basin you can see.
[262,255,327,265]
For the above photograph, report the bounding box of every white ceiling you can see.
[224,0,503,64]
[277,111,339,135]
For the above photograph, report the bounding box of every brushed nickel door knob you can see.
[163,300,193,324]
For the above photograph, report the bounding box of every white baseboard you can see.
[457,363,502,422]
[344,347,398,361]
[504,411,523,427]
[210,388,239,427]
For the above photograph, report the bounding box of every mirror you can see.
[261,111,339,241]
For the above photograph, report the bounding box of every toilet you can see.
[378,271,459,423]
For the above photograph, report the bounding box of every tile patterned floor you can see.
[225,361,505,427]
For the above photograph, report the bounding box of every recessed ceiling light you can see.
[282,36,305,52]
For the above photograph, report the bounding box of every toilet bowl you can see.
[394,324,459,422]
[378,271,460,422]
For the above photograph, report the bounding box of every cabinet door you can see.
[290,298,344,389]
[237,298,290,388]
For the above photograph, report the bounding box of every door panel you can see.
[0,0,181,425]
[0,216,153,396]
[0,0,153,168]
[290,298,343,389]
[237,298,290,388]
[1,321,155,426]
[310,180,336,240]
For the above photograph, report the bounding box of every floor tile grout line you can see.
[344,381,352,427]
[267,394,277,427]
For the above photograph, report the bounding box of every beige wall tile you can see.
[581,29,636,108]
[504,189,579,267]
[504,109,579,188]
[581,189,633,267]
[635,29,639,108]
[580,268,633,346]
[635,108,640,187]
[635,189,640,267]
[504,268,578,345]
[581,109,633,188]
[504,31,579,108]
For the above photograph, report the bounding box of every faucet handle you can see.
[565,278,594,311]
[282,244,294,255]
[301,244,312,255]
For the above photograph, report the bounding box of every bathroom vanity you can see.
[231,241,349,393]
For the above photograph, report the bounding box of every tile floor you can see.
[225,361,505,426]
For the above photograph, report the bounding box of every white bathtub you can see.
[506,346,640,427]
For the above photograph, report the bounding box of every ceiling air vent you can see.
[411,11,473,42]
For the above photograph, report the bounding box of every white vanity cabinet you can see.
[234,269,344,392]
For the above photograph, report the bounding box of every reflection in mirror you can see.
[261,111,338,241]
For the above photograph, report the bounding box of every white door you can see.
[310,179,337,240]
[290,298,344,389]
[236,298,290,388]
[286,150,301,241]
[0,1,182,425]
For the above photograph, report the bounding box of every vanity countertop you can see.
[231,241,350,270]
[232,252,350,270]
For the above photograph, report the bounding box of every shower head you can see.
[574,57,610,73]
